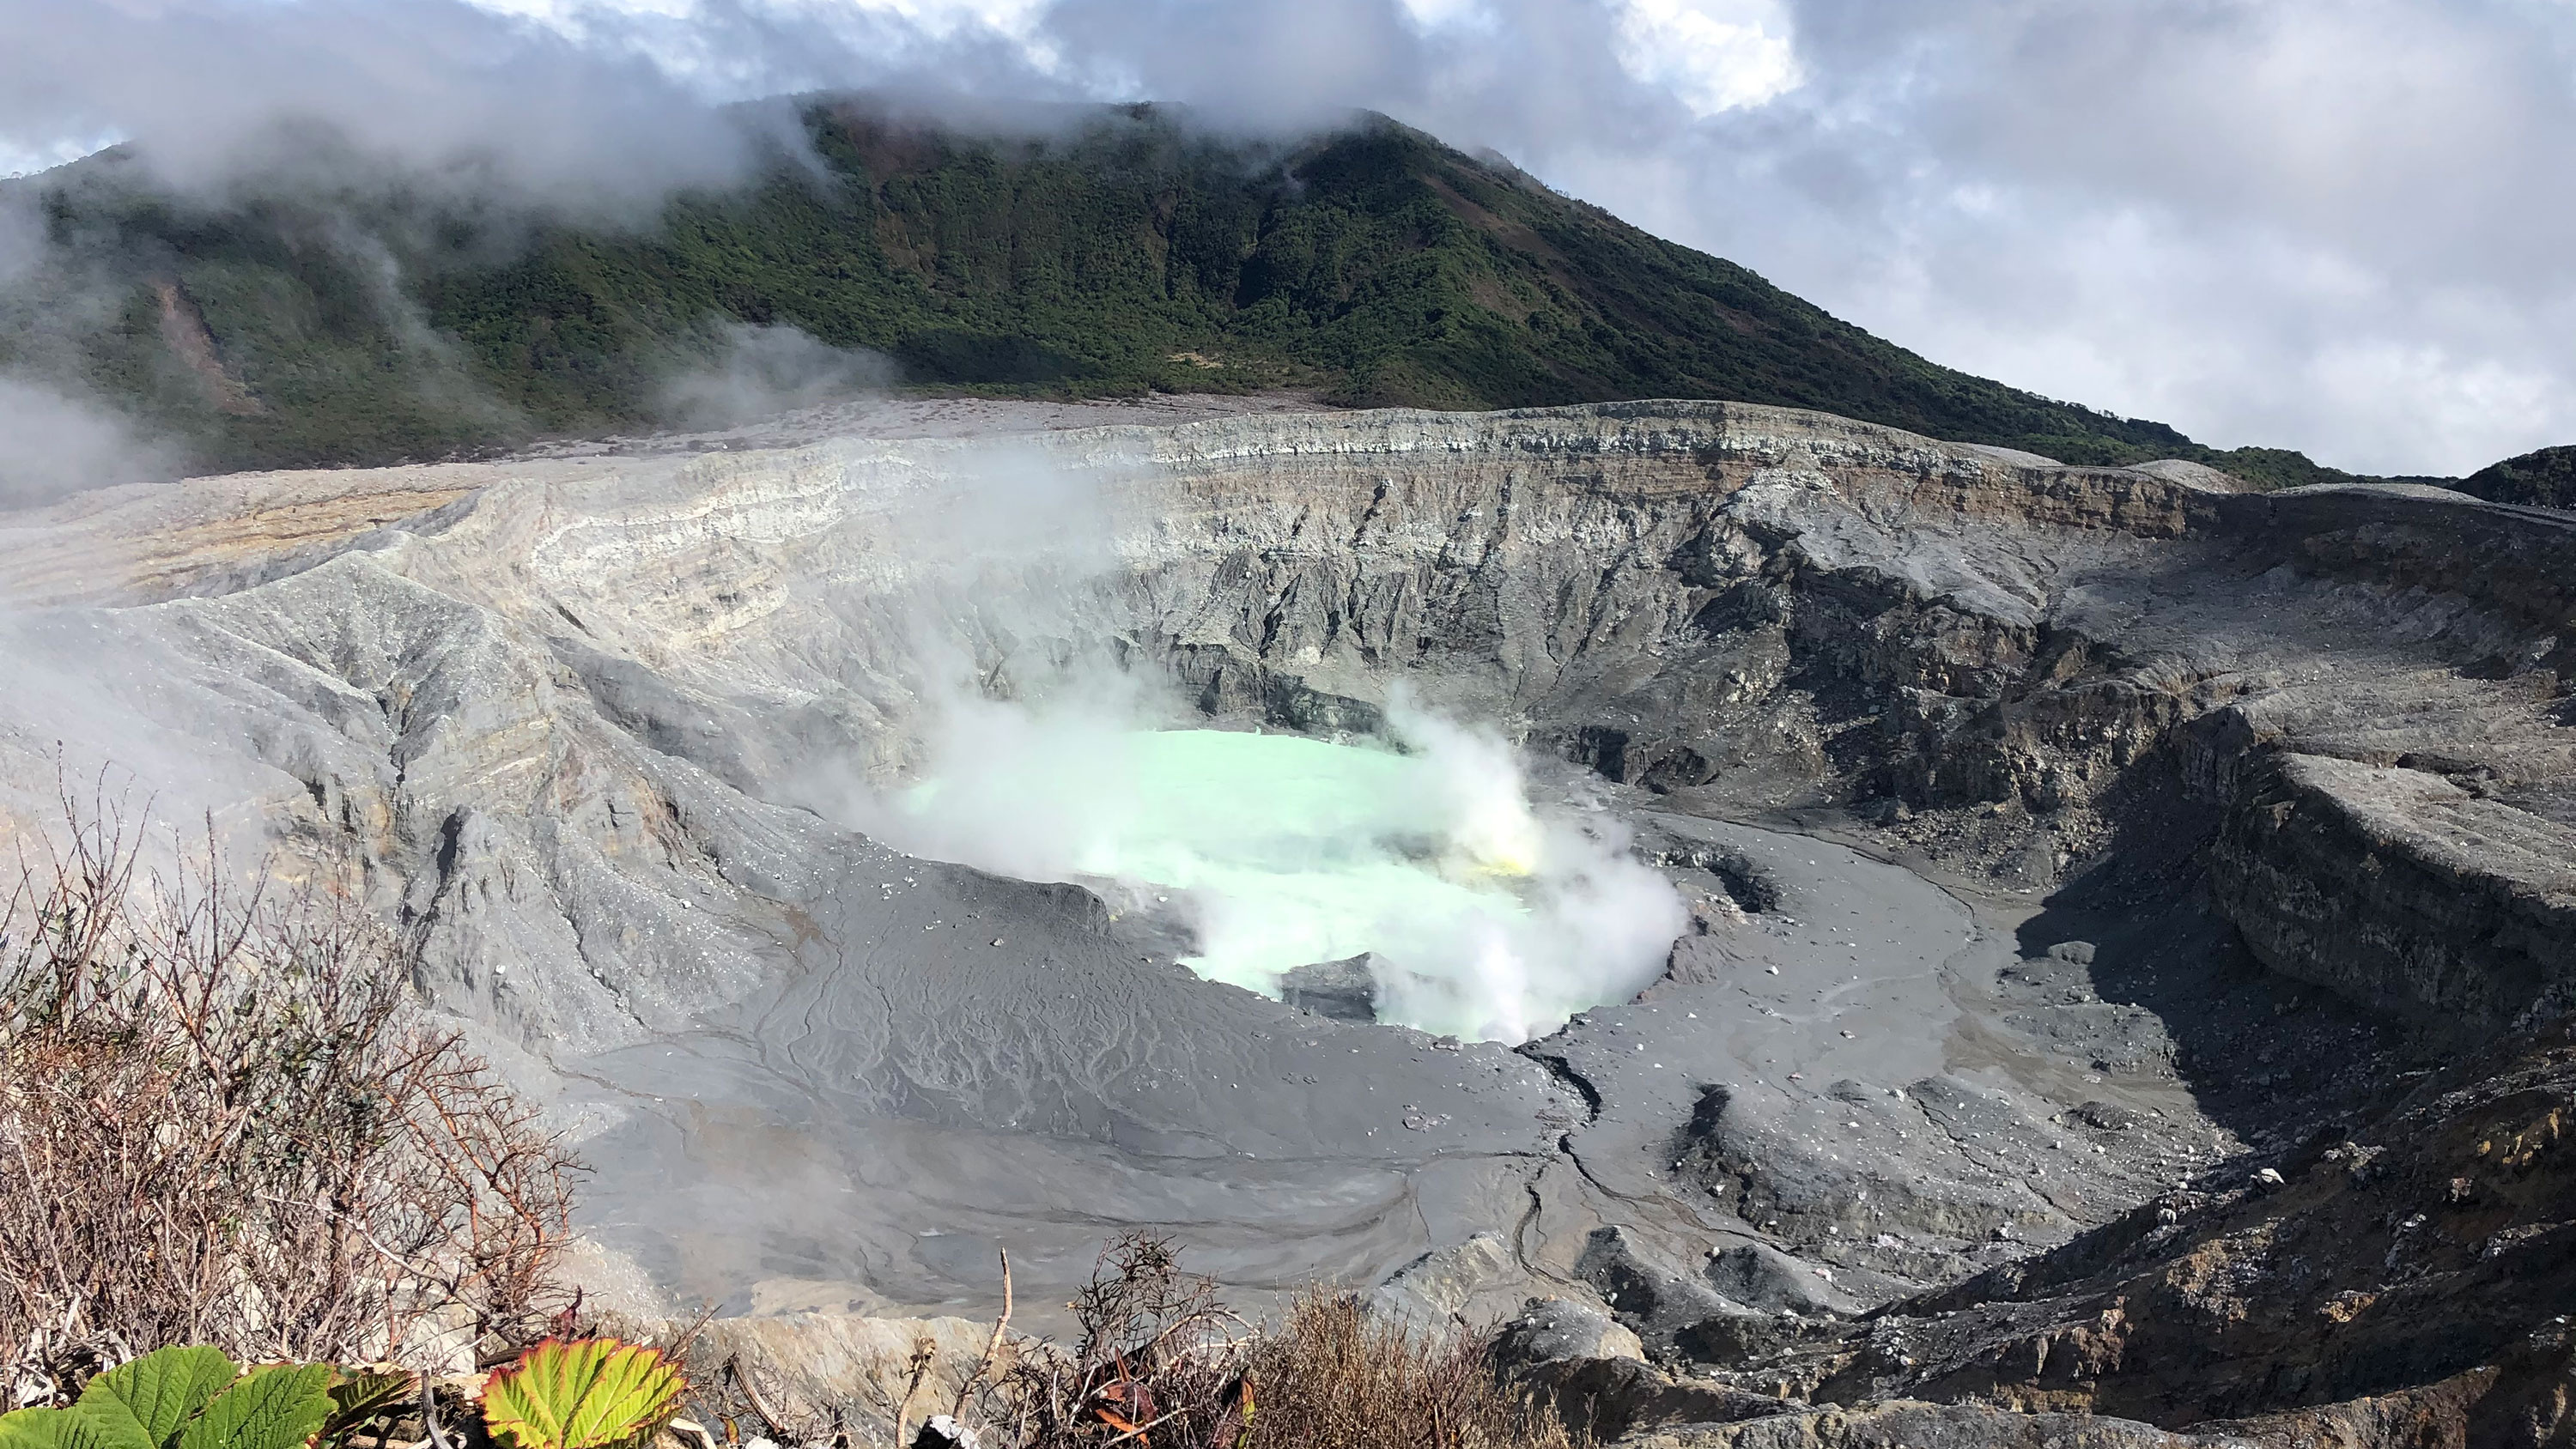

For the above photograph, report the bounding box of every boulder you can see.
[1279,954,1379,1022]
[1577,1226,1747,1335]
[1493,1295,1645,1369]
[1704,1242,1844,1317]
[911,1418,980,1449]
[1370,1231,1540,1327]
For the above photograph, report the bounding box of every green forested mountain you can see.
[2456,446,2576,509]
[0,102,2393,485]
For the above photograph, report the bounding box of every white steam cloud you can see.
[837,684,1685,1043]
[0,604,299,876]
[791,432,1684,1042]
[0,0,802,215]
[0,374,179,506]
[656,324,897,430]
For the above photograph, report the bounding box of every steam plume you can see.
[840,682,1683,1042]
[0,374,179,506]
[793,433,1684,1042]
[656,324,897,430]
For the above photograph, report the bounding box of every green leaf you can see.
[318,1373,414,1447]
[0,1408,122,1449]
[481,1341,685,1449]
[174,1366,335,1449]
[78,1348,237,1449]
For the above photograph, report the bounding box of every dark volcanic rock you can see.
[1278,953,1380,1022]
[1704,1243,1843,1317]
[1668,1028,2576,1443]
[1517,1356,1785,1443]
[1577,1226,1748,1337]
[2207,753,2576,1045]
[1623,1401,2252,1447]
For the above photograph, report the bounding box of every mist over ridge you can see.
[13,0,2576,480]
[4,91,2533,512]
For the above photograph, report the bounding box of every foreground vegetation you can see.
[0,791,1572,1447]
[0,792,576,1388]
[3,101,2398,489]
[977,1236,1575,1449]
[0,1338,682,1449]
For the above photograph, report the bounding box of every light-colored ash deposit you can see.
[2,397,2571,1442]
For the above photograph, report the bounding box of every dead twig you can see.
[951,1247,1012,1419]
[890,1335,935,1449]
[419,1379,456,1449]
[1099,1404,1188,1446]
[727,1355,793,1444]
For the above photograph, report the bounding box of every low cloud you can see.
[3,0,2572,471]
[0,189,46,287]
[0,0,806,216]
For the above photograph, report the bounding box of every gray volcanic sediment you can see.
[0,399,2569,1439]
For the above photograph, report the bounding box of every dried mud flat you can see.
[0,398,2568,1446]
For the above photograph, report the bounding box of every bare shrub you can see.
[989,1234,1576,1449]
[993,1234,1246,1448]
[0,785,579,1399]
[1244,1290,1577,1449]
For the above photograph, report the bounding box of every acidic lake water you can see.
[890,728,1682,1041]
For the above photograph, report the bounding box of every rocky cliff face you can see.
[0,399,2569,1445]
[1072,404,2571,1046]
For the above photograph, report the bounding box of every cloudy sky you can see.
[5,0,2571,475]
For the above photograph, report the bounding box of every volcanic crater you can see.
[2,397,2570,1443]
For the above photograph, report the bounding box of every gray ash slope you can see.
[0,400,2568,1443]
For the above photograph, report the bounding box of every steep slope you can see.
[3,103,2373,484]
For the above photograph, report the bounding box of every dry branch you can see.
[953,1249,1014,1420]
[0,780,579,1397]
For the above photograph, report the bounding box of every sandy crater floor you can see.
[562,785,2221,1331]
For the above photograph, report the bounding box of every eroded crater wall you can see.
[3,400,2567,1049]
[0,402,2568,1361]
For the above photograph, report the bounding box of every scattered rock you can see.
[2075,1100,2144,1131]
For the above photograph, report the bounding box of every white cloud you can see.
[3,0,2573,473]
[1396,0,1493,30]
[1495,0,2576,472]
[0,374,179,503]
[0,134,111,179]
[1613,0,1799,115]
